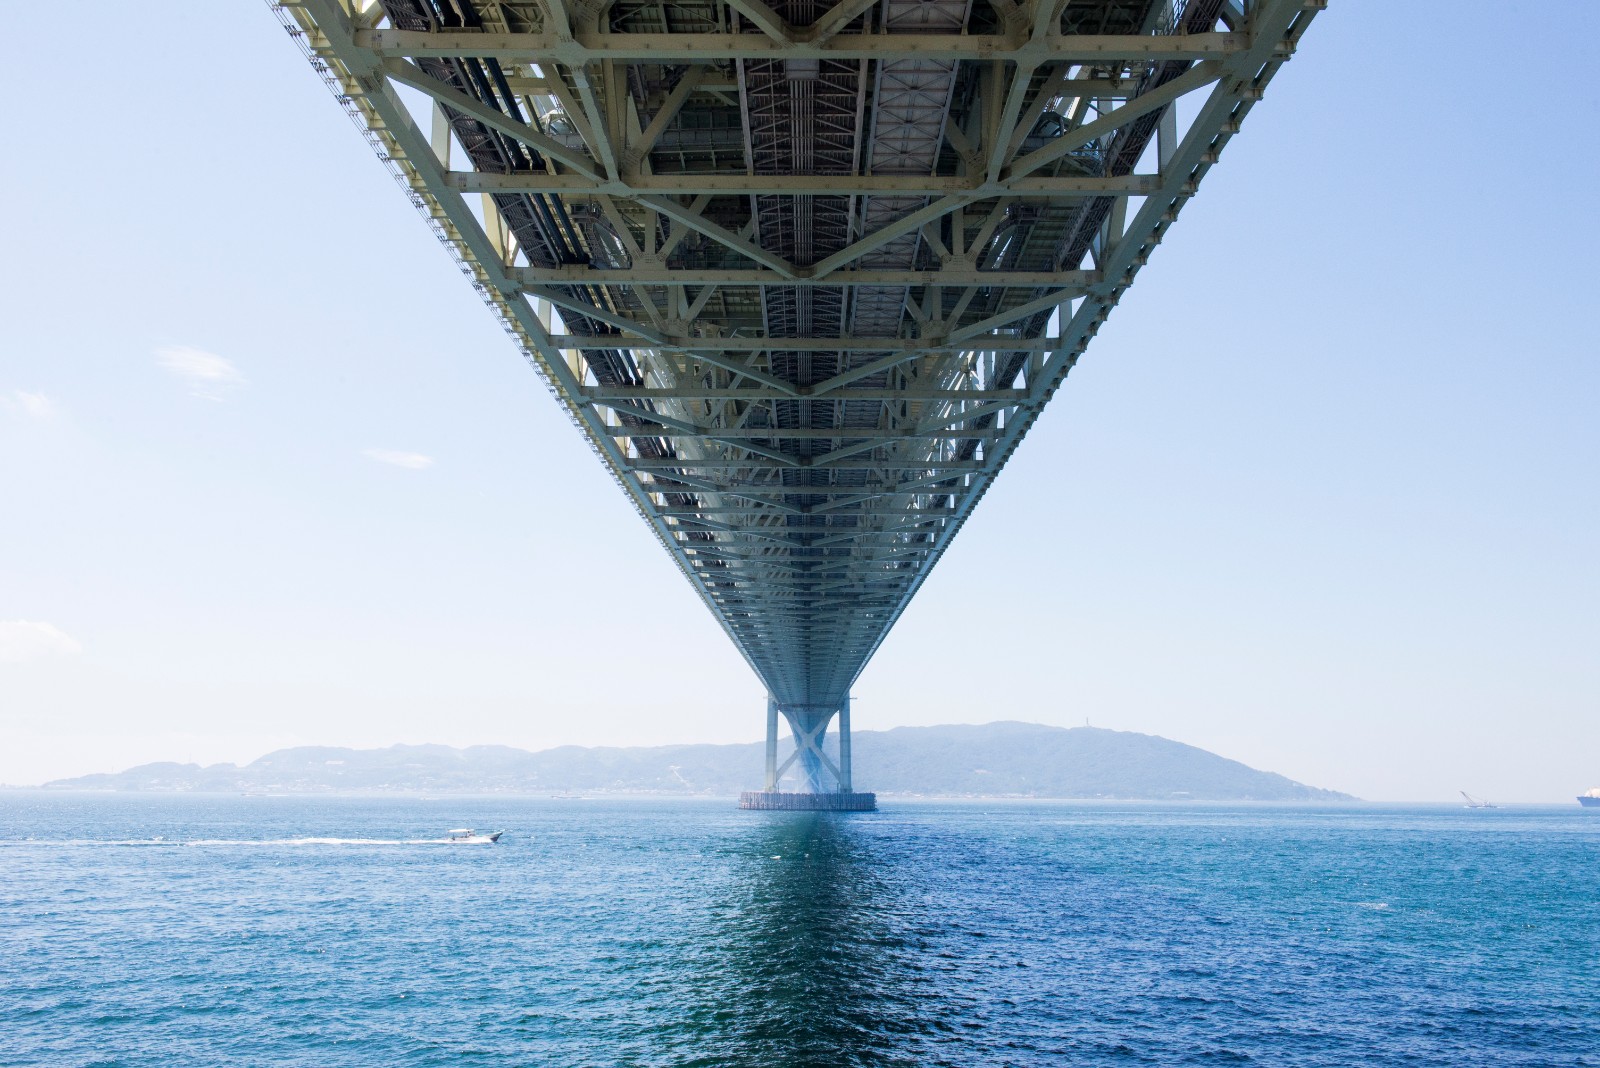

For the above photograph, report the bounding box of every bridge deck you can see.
[274,0,1318,715]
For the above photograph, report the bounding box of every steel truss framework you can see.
[274,0,1319,790]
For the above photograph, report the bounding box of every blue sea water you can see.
[0,796,1596,1067]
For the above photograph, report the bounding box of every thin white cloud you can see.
[0,390,55,419]
[363,448,435,470]
[155,345,245,399]
[0,621,82,665]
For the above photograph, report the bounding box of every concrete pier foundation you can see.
[750,693,873,809]
[739,790,877,811]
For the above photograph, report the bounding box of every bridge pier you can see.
[742,694,876,811]
[764,696,779,791]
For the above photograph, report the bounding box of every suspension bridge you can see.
[272,0,1320,808]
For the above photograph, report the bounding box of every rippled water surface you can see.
[2,795,1596,1066]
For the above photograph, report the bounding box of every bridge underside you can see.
[275,0,1317,792]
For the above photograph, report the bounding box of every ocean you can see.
[1,795,1595,1066]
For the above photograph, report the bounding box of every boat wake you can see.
[187,837,496,846]
[2,836,502,848]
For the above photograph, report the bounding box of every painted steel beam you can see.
[604,426,1002,440]
[625,457,982,471]
[355,29,1250,64]
[591,387,1025,401]
[549,335,1067,352]
[667,512,945,526]
[516,266,1095,288]
[449,172,1161,198]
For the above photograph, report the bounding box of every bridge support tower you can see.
[741,694,876,811]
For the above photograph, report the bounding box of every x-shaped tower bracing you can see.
[274,0,1319,794]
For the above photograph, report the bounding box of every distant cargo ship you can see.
[1579,789,1600,808]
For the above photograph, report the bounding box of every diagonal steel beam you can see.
[947,287,1083,346]
[673,349,802,396]
[722,0,797,44]
[626,67,706,169]
[809,194,978,280]
[381,58,601,179]
[640,195,799,278]
[801,0,881,45]
[1005,60,1223,182]
[589,400,802,465]
[519,285,668,344]
[569,62,622,180]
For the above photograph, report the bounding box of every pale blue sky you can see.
[2,2,1595,799]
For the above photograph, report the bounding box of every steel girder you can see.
[272,0,1319,713]
[355,28,1250,62]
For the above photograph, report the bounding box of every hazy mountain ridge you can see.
[45,723,1352,800]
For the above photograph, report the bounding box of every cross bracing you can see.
[272,0,1319,727]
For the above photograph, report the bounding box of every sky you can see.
[1,2,1595,800]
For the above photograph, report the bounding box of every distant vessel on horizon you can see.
[1460,791,1497,809]
[1578,790,1600,809]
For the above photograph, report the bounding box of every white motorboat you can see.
[446,828,504,844]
